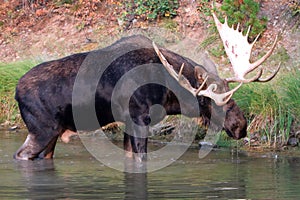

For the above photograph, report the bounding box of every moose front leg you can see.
[124,133,133,158]
[124,118,149,162]
[130,135,148,162]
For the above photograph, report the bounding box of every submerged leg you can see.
[130,135,148,162]
[14,105,62,160]
[38,135,59,159]
[124,117,149,162]
[14,132,59,160]
[124,133,133,158]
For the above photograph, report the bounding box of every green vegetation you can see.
[233,69,300,147]
[198,0,300,148]
[289,0,300,16]
[134,0,178,19]
[121,0,179,22]
[200,0,267,54]
[197,0,212,18]
[162,18,178,31]
[220,0,267,38]
[0,61,37,124]
[216,132,241,148]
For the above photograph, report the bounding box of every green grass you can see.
[0,60,38,124]
[216,132,238,148]
[232,69,300,147]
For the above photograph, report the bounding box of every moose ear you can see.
[194,66,206,83]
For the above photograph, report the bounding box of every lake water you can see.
[1,129,300,199]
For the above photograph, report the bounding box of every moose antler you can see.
[153,42,242,106]
[212,12,280,83]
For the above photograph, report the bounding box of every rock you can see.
[287,137,298,147]
[9,125,19,131]
[199,141,216,148]
[149,123,175,136]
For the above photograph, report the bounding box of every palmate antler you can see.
[153,9,279,106]
[153,42,242,106]
[212,12,280,83]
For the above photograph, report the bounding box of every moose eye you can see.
[226,104,235,113]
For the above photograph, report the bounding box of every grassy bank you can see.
[0,60,299,148]
[233,69,300,147]
[0,61,38,125]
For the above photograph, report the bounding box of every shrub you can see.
[136,0,178,19]
[220,0,267,39]
[123,0,179,21]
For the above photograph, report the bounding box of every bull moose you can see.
[14,13,279,161]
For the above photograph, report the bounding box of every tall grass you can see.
[233,69,300,147]
[0,61,37,124]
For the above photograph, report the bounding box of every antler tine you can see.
[199,83,243,106]
[152,42,179,80]
[226,68,263,83]
[246,25,251,38]
[153,41,241,106]
[153,41,199,96]
[255,62,281,82]
[178,63,185,82]
[195,74,209,95]
[247,34,279,73]
[177,63,201,90]
[177,63,209,92]
[212,10,280,83]
[225,61,280,83]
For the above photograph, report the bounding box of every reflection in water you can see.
[124,173,148,200]
[1,131,300,199]
[14,160,66,200]
[123,157,148,199]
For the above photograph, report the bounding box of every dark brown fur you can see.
[14,35,246,160]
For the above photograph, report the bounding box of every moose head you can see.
[153,11,280,139]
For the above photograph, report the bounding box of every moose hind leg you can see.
[38,135,59,159]
[14,106,61,160]
[14,132,59,160]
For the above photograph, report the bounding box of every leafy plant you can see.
[122,0,179,21]
[220,0,267,39]
[197,0,213,18]
[289,0,300,16]
[136,0,178,19]
[216,132,242,148]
